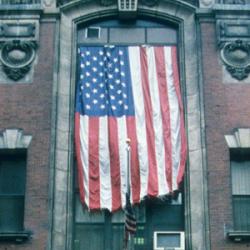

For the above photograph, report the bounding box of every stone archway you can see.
[51,1,210,250]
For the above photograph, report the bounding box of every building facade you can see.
[0,0,249,249]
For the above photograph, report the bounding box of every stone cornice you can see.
[58,0,197,12]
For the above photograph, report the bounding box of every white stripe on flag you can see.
[79,115,89,207]
[128,47,149,200]
[99,116,112,210]
[164,47,181,191]
[146,47,169,196]
[117,116,128,208]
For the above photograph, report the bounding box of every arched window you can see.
[73,19,185,250]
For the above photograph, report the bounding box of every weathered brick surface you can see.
[201,22,250,250]
[0,21,55,250]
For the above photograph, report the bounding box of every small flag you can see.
[124,193,136,235]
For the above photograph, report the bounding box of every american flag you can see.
[75,45,186,211]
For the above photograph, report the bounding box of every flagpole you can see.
[126,138,131,199]
[124,138,134,250]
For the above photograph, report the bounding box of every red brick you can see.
[0,22,55,250]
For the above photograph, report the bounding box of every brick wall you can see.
[201,22,250,250]
[0,21,55,250]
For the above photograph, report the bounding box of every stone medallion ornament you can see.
[0,40,37,81]
[220,40,250,80]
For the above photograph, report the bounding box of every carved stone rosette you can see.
[0,40,37,81]
[220,40,250,80]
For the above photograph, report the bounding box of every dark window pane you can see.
[74,198,184,250]
[231,161,250,195]
[75,194,105,223]
[233,196,250,231]
[86,27,100,38]
[0,154,26,194]
[0,196,24,232]
[78,28,108,44]
[75,224,105,250]
[148,203,184,231]
[109,28,145,44]
[112,224,124,250]
[147,28,177,44]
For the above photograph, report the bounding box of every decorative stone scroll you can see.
[0,21,39,81]
[216,20,250,80]
[0,40,37,81]
[220,40,250,80]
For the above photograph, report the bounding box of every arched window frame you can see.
[49,2,209,250]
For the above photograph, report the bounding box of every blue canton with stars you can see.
[76,46,135,117]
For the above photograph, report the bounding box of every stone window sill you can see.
[0,231,31,243]
[227,231,250,242]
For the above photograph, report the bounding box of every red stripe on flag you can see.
[140,47,158,196]
[126,116,140,204]
[75,113,85,205]
[171,47,187,186]
[154,47,173,192]
[108,117,122,211]
[89,117,101,210]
